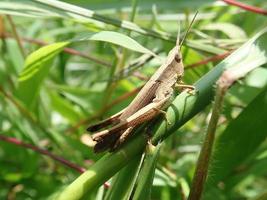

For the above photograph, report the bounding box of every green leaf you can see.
[16,42,68,108]
[75,31,155,55]
[201,23,247,39]
[16,31,153,108]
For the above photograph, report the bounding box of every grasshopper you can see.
[87,14,197,153]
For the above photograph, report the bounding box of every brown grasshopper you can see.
[87,14,197,153]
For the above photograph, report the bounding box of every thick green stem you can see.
[188,84,226,200]
[56,135,146,200]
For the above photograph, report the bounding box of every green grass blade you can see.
[105,154,143,200]
[16,42,68,108]
[132,143,161,200]
[16,31,153,108]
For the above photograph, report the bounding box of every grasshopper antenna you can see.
[179,11,199,48]
[176,19,181,46]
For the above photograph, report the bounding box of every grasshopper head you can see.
[174,46,182,63]
[165,45,184,76]
[168,45,182,64]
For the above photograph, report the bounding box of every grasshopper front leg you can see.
[175,83,195,90]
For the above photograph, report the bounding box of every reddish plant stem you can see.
[0,134,110,188]
[186,51,233,70]
[0,134,86,173]
[2,33,112,67]
[222,0,267,15]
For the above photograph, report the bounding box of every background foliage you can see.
[0,0,267,199]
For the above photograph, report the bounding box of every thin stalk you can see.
[130,0,139,22]
[6,15,26,58]
[102,0,139,108]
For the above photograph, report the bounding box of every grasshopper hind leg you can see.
[93,132,121,153]
[87,108,125,132]
[112,127,134,151]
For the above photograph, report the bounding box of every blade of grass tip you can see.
[132,143,161,200]
[104,153,144,200]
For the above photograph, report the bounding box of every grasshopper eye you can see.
[174,54,181,63]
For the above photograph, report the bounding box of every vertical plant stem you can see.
[6,15,26,58]
[0,15,5,38]
[188,76,229,200]
[132,143,161,200]
[102,0,139,108]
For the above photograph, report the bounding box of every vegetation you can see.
[0,0,267,199]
